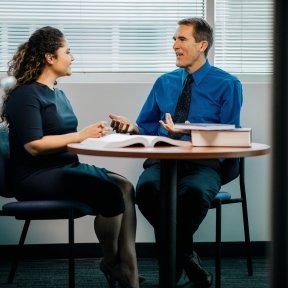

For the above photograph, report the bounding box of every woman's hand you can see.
[109,113,139,134]
[79,121,112,141]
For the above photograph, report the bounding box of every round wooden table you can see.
[68,142,270,288]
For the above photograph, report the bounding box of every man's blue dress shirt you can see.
[136,61,243,140]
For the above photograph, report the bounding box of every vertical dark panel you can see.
[271,0,288,287]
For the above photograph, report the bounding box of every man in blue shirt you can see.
[110,17,242,287]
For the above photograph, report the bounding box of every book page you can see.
[151,136,192,147]
[81,134,148,148]
[81,134,192,148]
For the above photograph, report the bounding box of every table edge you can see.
[67,143,271,159]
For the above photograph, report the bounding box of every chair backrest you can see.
[220,158,240,185]
[0,123,14,197]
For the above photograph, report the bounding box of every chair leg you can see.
[242,200,253,276]
[215,203,222,288]
[239,158,253,276]
[8,219,31,283]
[68,209,75,288]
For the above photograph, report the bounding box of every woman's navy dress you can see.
[5,82,124,217]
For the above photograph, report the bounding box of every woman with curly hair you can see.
[0,26,139,288]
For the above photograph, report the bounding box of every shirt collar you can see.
[181,60,211,86]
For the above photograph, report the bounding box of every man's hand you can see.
[109,113,139,134]
[159,113,190,135]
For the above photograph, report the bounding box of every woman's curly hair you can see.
[1,26,64,122]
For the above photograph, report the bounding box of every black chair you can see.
[210,158,253,288]
[0,124,94,288]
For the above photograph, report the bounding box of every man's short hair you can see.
[178,17,213,57]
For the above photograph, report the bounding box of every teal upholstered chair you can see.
[210,157,253,288]
[0,124,94,288]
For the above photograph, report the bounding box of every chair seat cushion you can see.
[212,191,232,203]
[2,200,94,219]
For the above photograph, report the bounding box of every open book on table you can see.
[174,122,236,131]
[81,133,192,148]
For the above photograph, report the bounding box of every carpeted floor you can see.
[0,257,270,287]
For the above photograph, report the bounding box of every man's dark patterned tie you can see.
[168,74,194,139]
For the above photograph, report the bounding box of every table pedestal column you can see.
[159,159,177,288]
